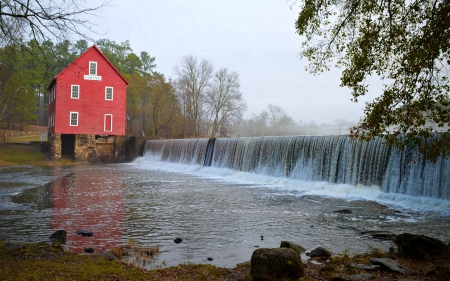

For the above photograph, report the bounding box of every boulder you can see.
[49,230,66,242]
[280,241,306,254]
[76,230,94,237]
[306,246,331,258]
[251,248,304,280]
[394,233,450,260]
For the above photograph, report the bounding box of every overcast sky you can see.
[87,0,382,124]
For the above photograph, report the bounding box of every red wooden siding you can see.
[47,45,128,136]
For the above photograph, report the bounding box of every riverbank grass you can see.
[0,242,240,281]
[0,144,47,166]
[0,143,76,166]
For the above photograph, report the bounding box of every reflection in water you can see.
[51,167,126,253]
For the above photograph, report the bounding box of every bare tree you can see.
[0,0,109,50]
[206,68,246,137]
[335,118,349,135]
[267,104,292,136]
[174,55,213,137]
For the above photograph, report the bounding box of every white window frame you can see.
[104,114,113,132]
[105,87,113,100]
[52,112,55,127]
[89,61,97,75]
[70,112,78,126]
[71,85,80,99]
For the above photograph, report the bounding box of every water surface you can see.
[1,161,449,268]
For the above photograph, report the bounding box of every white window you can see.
[89,61,97,75]
[52,112,55,127]
[70,112,78,126]
[71,85,79,99]
[105,87,113,100]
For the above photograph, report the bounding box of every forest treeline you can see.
[0,39,249,138]
[0,39,351,138]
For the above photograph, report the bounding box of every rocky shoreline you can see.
[2,229,449,281]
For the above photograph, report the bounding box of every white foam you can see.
[134,156,450,215]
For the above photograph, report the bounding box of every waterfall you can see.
[143,136,449,200]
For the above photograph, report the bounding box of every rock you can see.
[349,264,380,270]
[84,247,95,254]
[394,233,450,260]
[207,257,213,261]
[75,230,91,237]
[370,258,408,274]
[98,252,117,260]
[251,248,304,280]
[280,241,306,254]
[174,238,182,244]
[334,209,352,214]
[76,230,93,237]
[260,235,264,240]
[306,246,331,258]
[350,273,375,280]
[49,230,66,242]
[361,231,396,240]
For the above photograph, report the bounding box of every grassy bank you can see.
[1,242,449,280]
[0,143,47,166]
[0,143,76,167]
[0,242,250,281]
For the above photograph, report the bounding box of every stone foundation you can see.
[48,133,142,163]
[75,134,100,163]
[48,133,61,161]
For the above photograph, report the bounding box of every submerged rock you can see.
[334,209,352,214]
[174,238,182,244]
[280,241,306,254]
[251,248,304,280]
[207,257,213,261]
[76,230,94,237]
[361,231,396,240]
[394,233,450,260]
[306,246,331,258]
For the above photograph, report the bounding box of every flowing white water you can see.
[143,136,450,213]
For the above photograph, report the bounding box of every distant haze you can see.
[86,0,383,124]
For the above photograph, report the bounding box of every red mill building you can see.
[47,45,129,163]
